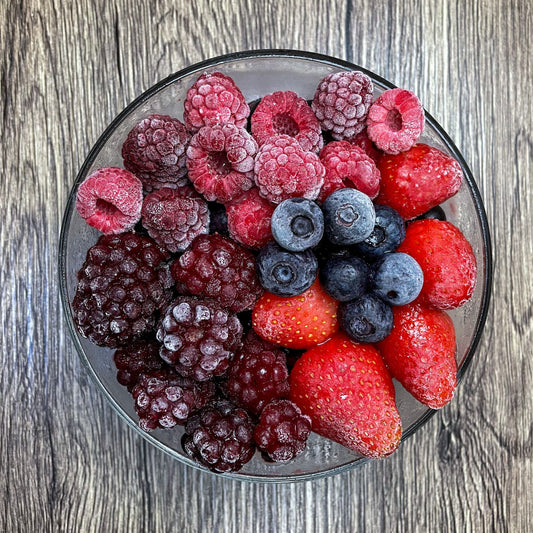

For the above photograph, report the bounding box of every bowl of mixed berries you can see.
[59,50,492,481]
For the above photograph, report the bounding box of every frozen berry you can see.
[75,167,143,234]
[319,256,370,302]
[352,129,382,163]
[367,88,425,154]
[121,114,190,191]
[254,135,325,204]
[186,123,258,203]
[251,90,323,153]
[208,202,229,235]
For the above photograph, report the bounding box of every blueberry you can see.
[322,188,375,246]
[271,198,324,251]
[339,293,394,343]
[208,202,229,235]
[414,205,447,222]
[354,204,405,260]
[319,256,370,302]
[256,241,318,296]
[371,252,424,306]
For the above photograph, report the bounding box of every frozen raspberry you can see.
[254,399,312,463]
[186,124,257,203]
[72,232,173,348]
[171,234,263,313]
[113,338,166,391]
[251,90,323,153]
[75,167,143,234]
[183,72,250,133]
[182,399,256,473]
[352,129,383,163]
[225,188,274,249]
[141,186,209,253]
[224,331,289,416]
[121,114,191,192]
[157,296,243,381]
[312,71,374,141]
[254,135,325,204]
[318,140,381,202]
[132,368,216,431]
[366,88,425,154]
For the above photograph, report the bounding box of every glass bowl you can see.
[59,50,492,482]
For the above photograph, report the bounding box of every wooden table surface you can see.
[2,0,531,531]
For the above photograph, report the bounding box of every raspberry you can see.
[113,338,166,391]
[186,124,258,203]
[157,296,243,381]
[224,331,289,416]
[250,90,323,153]
[254,135,325,204]
[225,188,274,249]
[254,399,312,463]
[171,234,263,313]
[121,114,190,191]
[351,129,382,163]
[132,369,216,431]
[182,399,256,473]
[141,186,209,253]
[183,72,250,133]
[75,167,143,234]
[72,232,173,348]
[312,71,374,141]
[366,88,425,154]
[318,140,381,202]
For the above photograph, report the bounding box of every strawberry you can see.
[376,143,463,220]
[397,219,477,309]
[377,302,457,409]
[252,279,338,349]
[290,333,402,458]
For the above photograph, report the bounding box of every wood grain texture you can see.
[1,0,531,531]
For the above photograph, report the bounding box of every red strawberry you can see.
[376,143,463,220]
[290,333,402,458]
[397,219,476,309]
[377,303,457,409]
[252,279,338,349]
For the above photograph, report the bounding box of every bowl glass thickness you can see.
[59,50,492,482]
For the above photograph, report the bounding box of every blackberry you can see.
[132,369,216,431]
[157,296,243,381]
[170,233,263,313]
[254,399,312,463]
[72,232,173,348]
[182,399,256,473]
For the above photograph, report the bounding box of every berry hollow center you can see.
[272,113,300,137]
[95,199,121,218]
[208,151,232,175]
[385,109,403,132]
[290,215,314,238]
[336,205,359,227]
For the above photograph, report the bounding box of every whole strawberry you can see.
[376,143,463,220]
[377,303,457,409]
[397,219,477,309]
[290,333,402,458]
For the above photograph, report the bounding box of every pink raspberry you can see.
[351,129,383,164]
[318,141,381,202]
[75,167,143,234]
[186,123,258,203]
[251,90,323,153]
[141,186,209,253]
[254,135,325,204]
[312,71,374,141]
[366,88,425,154]
[225,188,275,249]
[183,72,250,133]
[121,114,190,192]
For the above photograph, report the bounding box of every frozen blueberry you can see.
[256,241,318,297]
[339,293,393,343]
[414,205,447,222]
[371,252,424,306]
[271,198,324,251]
[319,256,370,302]
[354,204,405,260]
[322,188,375,246]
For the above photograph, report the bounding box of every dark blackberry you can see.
[132,369,216,431]
[72,232,173,348]
[170,233,263,313]
[157,296,243,381]
[254,399,312,463]
[182,399,256,473]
